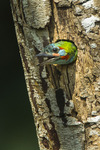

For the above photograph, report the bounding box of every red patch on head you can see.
[59,47,64,50]
[61,55,69,60]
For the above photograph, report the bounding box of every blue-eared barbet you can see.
[36,40,78,65]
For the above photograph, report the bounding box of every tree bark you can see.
[10,0,100,150]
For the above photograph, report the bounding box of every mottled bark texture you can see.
[10,0,100,150]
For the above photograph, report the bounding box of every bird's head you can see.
[36,43,66,57]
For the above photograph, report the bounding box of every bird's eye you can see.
[53,48,58,52]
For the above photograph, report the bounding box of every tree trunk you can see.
[10,0,100,150]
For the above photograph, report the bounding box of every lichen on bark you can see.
[22,0,51,28]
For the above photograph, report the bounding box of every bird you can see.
[36,40,78,65]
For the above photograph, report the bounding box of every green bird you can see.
[36,40,78,65]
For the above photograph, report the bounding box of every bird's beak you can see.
[36,53,54,57]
